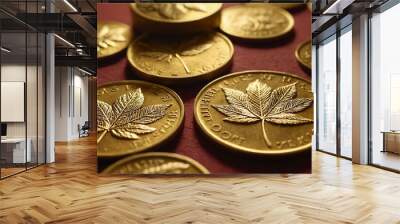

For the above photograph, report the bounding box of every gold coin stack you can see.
[97,3,313,174]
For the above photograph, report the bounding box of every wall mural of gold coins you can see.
[97,3,312,174]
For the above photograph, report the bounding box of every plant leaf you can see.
[183,3,207,12]
[112,88,144,117]
[98,26,109,39]
[98,26,127,50]
[126,124,156,134]
[212,79,312,147]
[266,113,312,125]
[246,79,272,118]
[158,4,188,19]
[265,83,297,114]
[271,98,313,115]
[98,88,171,142]
[111,123,156,139]
[111,128,140,139]
[180,42,213,56]
[222,88,249,111]
[98,41,108,48]
[179,35,213,56]
[109,34,126,42]
[132,104,172,124]
[97,100,113,131]
[139,51,170,61]
[212,105,258,123]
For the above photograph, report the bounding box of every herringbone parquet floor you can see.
[0,136,399,224]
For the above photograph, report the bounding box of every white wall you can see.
[1,63,46,164]
[54,67,89,141]
[1,65,35,138]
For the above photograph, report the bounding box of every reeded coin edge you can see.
[295,40,311,70]
[127,32,234,82]
[194,70,313,155]
[130,3,222,23]
[97,80,185,157]
[97,21,132,59]
[102,152,210,174]
[220,5,295,40]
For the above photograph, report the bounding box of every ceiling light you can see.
[77,67,93,76]
[63,0,78,12]
[323,0,354,15]
[323,0,341,14]
[54,34,75,48]
[1,47,11,53]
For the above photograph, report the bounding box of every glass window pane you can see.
[371,4,400,171]
[1,31,27,177]
[27,31,38,169]
[38,33,45,165]
[339,27,352,158]
[317,35,337,154]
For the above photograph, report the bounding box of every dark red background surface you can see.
[97,3,312,173]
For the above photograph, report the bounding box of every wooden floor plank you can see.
[0,136,400,224]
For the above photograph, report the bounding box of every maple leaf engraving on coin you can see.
[137,3,207,19]
[212,79,312,147]
[97,25,127,53]
[239,11,286,32]
[137,36,213,74]
[97,88,171,143]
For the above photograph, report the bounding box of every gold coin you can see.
[194,70,313,155]
[97,80,184,157]
[127,32,234,85]
[130,3,222,34]
[102,152,209,174]
[97,21,132,58]
[295,40,311,70]
[307,3,312,11]
[220,4,295,40]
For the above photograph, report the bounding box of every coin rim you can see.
[295,40,311,70]
[220,4,295,40]
[127,32,234,84]
[97,21,132,59]
[102,152,210,174]
[97,80,185,157]
[130,3,222,24]
[194,70,313,155]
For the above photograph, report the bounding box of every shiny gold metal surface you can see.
[102,152,209,174]
[194,70,313,155]
[307,3,312,11]
[130,3,222,34]
[97,21,132,58]
[295,40,311,70]
[127,32,234,85]
[97,80,184,157]
[220,4,294,40]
